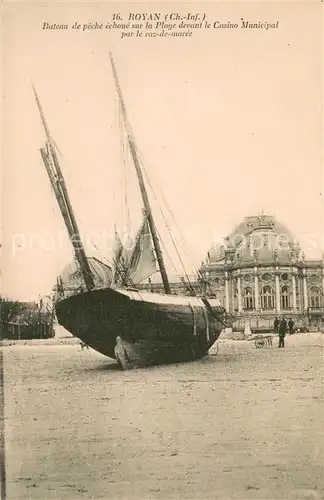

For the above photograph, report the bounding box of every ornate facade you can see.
[200,215,324,332]
[139,214,324,332]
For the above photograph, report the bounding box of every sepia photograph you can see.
[1,1,323,499]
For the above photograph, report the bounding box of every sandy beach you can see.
[2,333,323,500]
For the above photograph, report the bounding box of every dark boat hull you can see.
[55,287,225,368]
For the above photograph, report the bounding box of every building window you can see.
[309,286,321,309]
[233,288,239,311]
[261,285,274,309]
[281,285,290,309]
[243,287,254,310]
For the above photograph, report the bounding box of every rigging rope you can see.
[136,146,217,298]
[47,142,116,273]
[90,241,114,268]
[135,144,205,282]
[118,99,132,235]
[134,146,205,296]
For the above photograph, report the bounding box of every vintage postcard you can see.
[1,2,323,499]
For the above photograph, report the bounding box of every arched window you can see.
[310,286,321,309]
[281,285,290,309]
[214,290,224,308]
[243,287,254,310]
[261,285,274,310]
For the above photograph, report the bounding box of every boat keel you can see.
[114,335,209,370]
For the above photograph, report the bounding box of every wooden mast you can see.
[39,147,75,238]
[33,86,95,291]
[109,54,171,295]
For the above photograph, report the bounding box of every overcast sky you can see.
[2,2,323,301]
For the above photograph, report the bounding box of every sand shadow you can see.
[84,360,121,372]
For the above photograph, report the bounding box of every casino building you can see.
[140,214,324,332]
[199,214,324,332]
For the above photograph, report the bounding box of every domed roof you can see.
[228,214,295,243]
[234,230,293,265]
[208,215,300,266]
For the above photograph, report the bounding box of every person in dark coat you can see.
[274,317,279,333]
[278,318,287,348]
[288,318,295,335]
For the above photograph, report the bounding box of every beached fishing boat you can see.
[33,54,225,369]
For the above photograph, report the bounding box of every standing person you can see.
[288,318,295,335]
[278,317,287,348]
[274,317,279,333]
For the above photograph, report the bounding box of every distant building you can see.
[200,214,324,332]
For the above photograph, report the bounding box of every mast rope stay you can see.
[109,52,171,295]
[137,146,218,299]
[118,98,132,236]
[141,171,224,315]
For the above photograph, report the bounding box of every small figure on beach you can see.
[274,317,279,333]
[288,318,295,335]
[79,341,89,351]
[278,317,287,348]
